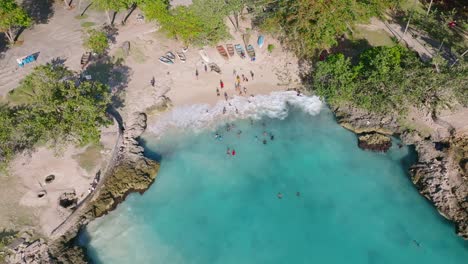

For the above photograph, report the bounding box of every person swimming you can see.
[226,147,231,155]
[270,133,275,140]
[232,149,236,156]
[296,191,300,197]
[263,139,267,145]
[277,192,283,199]
[237,130,242,137]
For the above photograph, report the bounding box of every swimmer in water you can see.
[263,139,267,145]
[232,149,236,156]
[237,130,242,138]
[270,133,275,140]
[226,147,231,155]
[296,191,300,197]
[277,192,283,199]
[412,240,421,247]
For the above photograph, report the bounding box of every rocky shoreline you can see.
[334,104,468,239]
[4,112,160,263]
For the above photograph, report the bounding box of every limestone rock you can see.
[357,133,392,152]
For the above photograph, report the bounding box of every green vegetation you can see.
[90,0,131,25]
[0,0,32,43]
[81,21,96,28]
[1,64,112,168]
[84,29,109,55]
[313,46,468,114]
[267,44,275,53]
[139,0,236,45]
[249,0,400,58]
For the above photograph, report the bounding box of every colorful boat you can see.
[257,35,265,48]
[216,45,229,60]
[198,49,210,63]
[234,44,246,59]
[226,44,235,57]
[246,44,256,61]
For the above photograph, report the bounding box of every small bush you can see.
[81,21,95,28]
[267,44,275,53]
[83,29,108,55]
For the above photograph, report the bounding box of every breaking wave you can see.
[147,91,323,137]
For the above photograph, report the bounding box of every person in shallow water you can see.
[263,139,267,145]
[232,149,236,156]
[296,192,300,197]
[226,147,230,155]
[277,192,283,199]
[270,133,275,140]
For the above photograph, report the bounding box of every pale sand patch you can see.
[3,122,119,236]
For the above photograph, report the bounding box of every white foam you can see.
[147,91,323,137]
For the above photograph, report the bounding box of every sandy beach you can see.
[0,4,301,238]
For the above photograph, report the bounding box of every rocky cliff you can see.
[4,112,160,263]
[333,104,468,239]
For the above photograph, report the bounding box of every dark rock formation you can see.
[334,104,399,135]
[357,133,392,152]
[59,192,78,208]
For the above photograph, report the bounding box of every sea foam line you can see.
[147,91,323,137]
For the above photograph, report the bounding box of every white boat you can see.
[198,49,210,63]
[166,51,176,60]
[177,52,186,63]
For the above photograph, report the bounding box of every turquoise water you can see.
[81,102,468,263]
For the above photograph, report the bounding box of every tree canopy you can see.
[249,0,401,58]
[0,0,32,43]
[139,0,231,46]
[313,46,468,114]
[84,29,109,55]
[2,64,112,168]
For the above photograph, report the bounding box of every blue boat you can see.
[257,35,265,48]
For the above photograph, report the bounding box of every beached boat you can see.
[165,51,176,60]
[209,63,222,74]
[246,44,256,61]
[80,52,91,69]
[216,45,229,60]
[198,49,210,63]
[159,56,174,65]
[226,44,235,57]
[176,52,186,63]
[257,35,265,48]
[234,44,246,59]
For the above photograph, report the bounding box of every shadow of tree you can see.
[84,57,132,110]
[0,33,8,54]
[21,0,55,25]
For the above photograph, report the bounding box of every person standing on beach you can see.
[224,91,228,101]
[204,64,208,72]
[250,70,254,80]
[220,80,224,88]
[233,69,236,76]
[216,88,220,96]
[243,87,247,95]
[195,69,199,80]
[150,76,155,87]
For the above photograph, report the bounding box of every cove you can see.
[80,98,468,264]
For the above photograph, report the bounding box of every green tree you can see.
[140,0,230,45]
[249,0,400,58]
[90,0,131,24]
[84,29,109,55]
[2,63,112,168]
[313,46,466,113]
[0,0,32,43]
